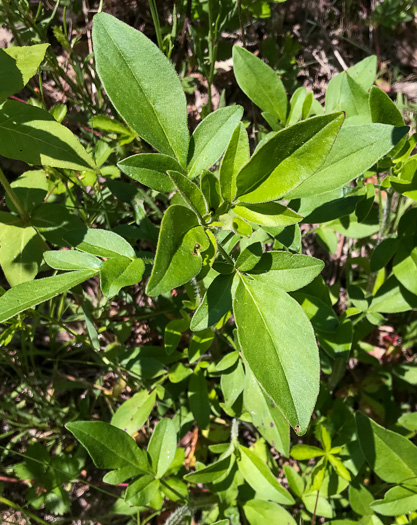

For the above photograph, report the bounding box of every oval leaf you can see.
[118,153,183,192]
[235,112,344,203]
[146,206,209,296]
[187,106,243,179]
[0,100,95,171]
[93,13,189,165]
[148,418,177,478]
[233,46,287,122]
[233,273,320,434]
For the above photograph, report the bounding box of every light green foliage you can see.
[93,13,189,165]
[0,270,98,322]
[220,122,250,203]
[118,153,183,192]
[233,46,287,122]
[187,105,244,179]
[0,101,95,171]
[146,205,209,296]
[357,413,417,483]
[148,418,177,478]
[234,273,320,434]
[1,9,417,524]
[100,257,145,298]
[0,43,49,101]
[111,390,156,436]
[44,250,102,271]
[235,112,344,202]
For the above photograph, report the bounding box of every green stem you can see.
[217,241,235,265]
[148,0,164,52]
[0,495,49,525]
[381,186,394,238]
[0,167,30,224]
[207,0,219,113]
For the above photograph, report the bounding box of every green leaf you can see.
[287,123,409,198]
[148,418,177,478]
[43,250,102,271]
[286,87,307,126]
[393,243,417,295]
[243,499,297,525]
[0,222,44,286]
[371,485,417,516]
[118,153,183,193]
[146,206,209,296]
[232,216,252,237]
[216,351,239,372]
[221,360,245,408]
[369,276,417,314]
[235,242,263,272]
[302,493,335,518]
[220,122,249,203]
[184,455,232,483]
[349,481,374,516]
[398,412,417,431]
[65,228,135,259]
[187,106,243,179]
[325,56,376,118]
[243,365,290,456]
[30,204,84,247]
[233,46,287,122]
[190,273,234,332]
[328,454,351,481]
[248,252,324,292]
[0,270,97,323]
[100,257,145,299]
[66,421,150,472]
[125,475,160,506]
[356,412,417,483]
[0,100,95,171]
[233,202,302,227]
[370,86,405,126]
[102,465,143,485]
[188,370,210,429]
[346,55,377,91]
[189,328,214,363]
[164,318,189,355]
[0,44,49,101]
[111,390,156,436]
[290,445,325,460]
[234,273,320,434]
[283,464,305,498]
[238,445,294,504]
[5,170,48,214]
[167,170,208,217]
[93,13,189,166]
[235,113,344,203]
[200,170,221,213]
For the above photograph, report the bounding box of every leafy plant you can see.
[1,7,417,525]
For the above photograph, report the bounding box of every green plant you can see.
[2,9,417,525]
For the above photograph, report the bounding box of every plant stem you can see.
[148,0,164,52]
[217,241,235,265]
[0,495,49,525]
[381,186,394,238]
[207,0,219,113]
[0,167,31,224]
[311,489,320,525]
